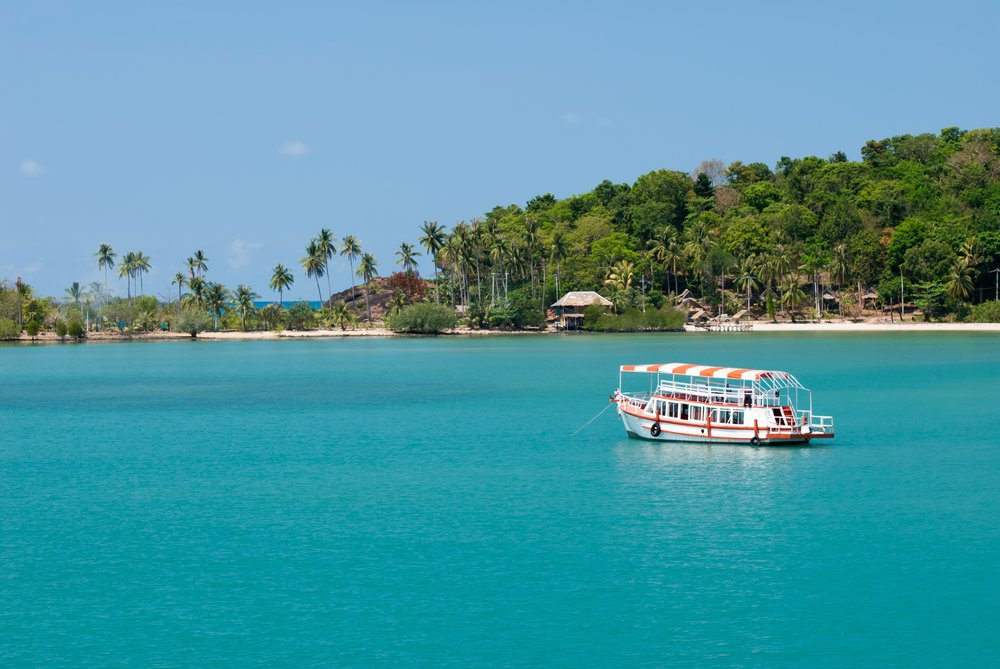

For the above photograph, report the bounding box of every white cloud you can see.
[227,239,262,269]
[20,159,45,176]
[278,140,311,156]
[561,112,582,124]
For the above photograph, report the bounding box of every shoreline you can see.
[687,321,1000,333]
[4,320,1000,344]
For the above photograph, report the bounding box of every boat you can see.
[612,362,834,445]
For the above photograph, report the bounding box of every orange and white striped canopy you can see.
[619,363,787,381]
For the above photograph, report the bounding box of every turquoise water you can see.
[2,333,999,667]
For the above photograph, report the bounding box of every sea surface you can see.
[2,333,999,667]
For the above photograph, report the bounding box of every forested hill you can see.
[469,126,999,318]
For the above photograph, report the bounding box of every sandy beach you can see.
[8,320,1000,343]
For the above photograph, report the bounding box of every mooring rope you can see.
[570,402,615,437]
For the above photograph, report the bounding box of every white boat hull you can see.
[617,403,813,446]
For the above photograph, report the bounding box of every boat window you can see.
[656,400,667,416]
[732,410,744,425]
[691,406,702,421]
[668,402,679,418]
[680,404,689,420]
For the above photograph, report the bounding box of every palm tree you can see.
[300,241,326,307]
[186,276,207,308]
[269,264,294,307]
[604,260,635,313]
[945,258,975,301]
[771,244,792,316]
[190,250,209,278]
[830,244,850,317]
[781,278,808,322]
[549,231,570,301]
[489,234,511,303]
[329,301,356,331]
[340,235,362,303]
[442,237,464,306]
[204,282,229,330]
[233,284,259,331]
[387,290,408,316]
[356,252,379,323]
[315,228,337,305]
[118,251,136,303]
[960,236,979,266]
[172,273,187,304]
[87,281,108,308]
[522,218,542,299]
[735,257,760,312]
[395,242,421,274]
[683,220,717,294]
[419,221,446,301]
[452,223,473,305]
[133,252,151,296]
[260,303,283,330]
[95,244,117,294]
[64,282,83,314]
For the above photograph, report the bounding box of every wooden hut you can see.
[550,291,613,330]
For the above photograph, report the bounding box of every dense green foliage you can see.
[387,303,457,334]
[582,306,685,332]
[417,126,1000,320]
[67,320,85,338]
[0,318,20,339]
[6,125,1000,337]
[175,309,212,336]
[967,300,1000,323]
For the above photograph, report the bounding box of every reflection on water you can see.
[614,437,823,471]
[611,438,831,522]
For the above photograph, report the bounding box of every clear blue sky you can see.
[3,0,998,298]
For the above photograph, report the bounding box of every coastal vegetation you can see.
[582,306,686,332]
[387,303,457,334]
[4,125,1000,339]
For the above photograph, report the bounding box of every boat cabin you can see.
[614,362,834,444]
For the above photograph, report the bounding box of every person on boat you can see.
[744,391,752,408]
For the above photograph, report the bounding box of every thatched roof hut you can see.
[551,291,613,309]
[731,309,756,322]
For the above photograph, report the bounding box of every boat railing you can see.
[655,381,748,405]
[654,382,793,407]
[808,414,835,434]
[622,393,651,411]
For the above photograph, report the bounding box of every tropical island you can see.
[3,125,1000,342]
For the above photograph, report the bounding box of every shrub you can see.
[0,318,20,340]
[388,302,457,334]
[25,320,41,338]
[284,301,316,330]
[486,297,545,330]
[67,320,86,338]
[967,300,1000,323]
[583,306,685,332]
[175,309,211,337]
[54,320,68,338]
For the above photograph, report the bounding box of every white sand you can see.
[14,321,1000,343]
[686,321,1000,333]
